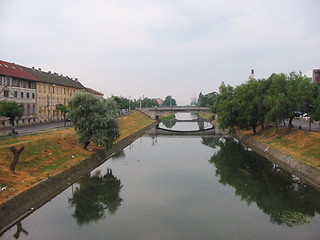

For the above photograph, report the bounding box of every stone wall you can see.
[233,131,320,191]
[0,121,158,233]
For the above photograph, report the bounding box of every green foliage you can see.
[163,95,177,106]
[0,101,24,126]
[56,104,69,125]
[69,169,123,225]
[111,96,130,110]
[208,138,320,227]
[198,92,216,107]
[68,92,120,149]
[213,71,318,133]
[212,86,238,130]
[311,94,320,121]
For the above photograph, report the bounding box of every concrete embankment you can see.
[0,121,158,233]
[233,131,320,191]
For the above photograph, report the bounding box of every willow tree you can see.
[68,92,120,149]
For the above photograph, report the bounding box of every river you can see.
[1,113,320,240]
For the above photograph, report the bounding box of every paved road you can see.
[289,118,320,131]
[0,121,72,139]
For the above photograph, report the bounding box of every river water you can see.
[1,113,320,240]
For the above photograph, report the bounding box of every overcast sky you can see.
[1,0,319,105]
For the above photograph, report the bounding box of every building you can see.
[85,87,104,98]
[0,60,38,126]
[219,81,226,93]
[153,98,163,106]
[312,69,320,85]
[20,66,85,122]
[0,60,105,126]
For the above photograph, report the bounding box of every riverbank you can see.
[234,127,320,190]
[0,111,156,232]
[0,111,155,202]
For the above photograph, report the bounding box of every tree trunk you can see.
[288,116,294,132]
[9,146,25,174]
[252,125,257,135]
[84,141,90,150]
[309,118,312,131]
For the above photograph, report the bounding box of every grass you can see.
[240,126,320,168]
[159,113,175,121]
[0,111,154,203]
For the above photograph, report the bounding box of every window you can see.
[33,104,36,114]
[27,92,30,98]
[44,85,46,93]
[12,78,20,87]
[14,91,18,98]
[4,90,9,97]
[22,80,28,88]
[21,92,24,98]
[32,93,35,99]
[27,105,30,115]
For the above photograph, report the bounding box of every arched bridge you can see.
[139,106,211,119]
[151,106,210,112]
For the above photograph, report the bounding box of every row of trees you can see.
[212,72,320,134]
[111,95,177,110]
[197,92,216,107]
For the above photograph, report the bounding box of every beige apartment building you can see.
[20,66,85,123]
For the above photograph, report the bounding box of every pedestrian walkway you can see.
[0,121,72,139]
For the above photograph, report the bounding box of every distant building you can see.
[21,66,85,123]
[153,98,163,106]
[85,87,104,97]
[219,81,226,93]
[0,59,99,127]
[249,69,255,80]
[312,69,320,85]
[0,60,38,126]
[303,69,320,86]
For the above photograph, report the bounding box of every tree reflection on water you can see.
[205,137,320,227]
[69,169,123,225]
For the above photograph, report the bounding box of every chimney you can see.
[38,68,41,71]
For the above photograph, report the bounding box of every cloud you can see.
[1,0,320,104]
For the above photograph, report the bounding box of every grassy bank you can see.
[0,111,154,203]
[159,113,175,121]
[241,127,320,168]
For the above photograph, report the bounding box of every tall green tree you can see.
[311,93,320,130]
[198,92,216,107]
[264,73,289,131]
[56,104,69,126]
[233,79,262,134]
[163,95,177,106]
[0,101,24,126]
[68,92,120,149]
[285,72,315,131]
[211,85,238,131]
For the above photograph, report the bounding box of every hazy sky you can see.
[1,0,319,105]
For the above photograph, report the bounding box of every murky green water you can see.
[1,121,320,239]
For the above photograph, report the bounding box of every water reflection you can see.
[160,113,212,131]
[207,138,320,227]
[68,169,123,225]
